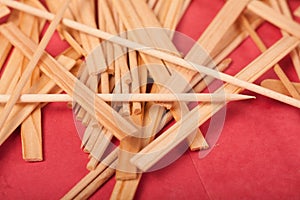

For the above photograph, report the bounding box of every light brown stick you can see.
[19,7,43,162]
[261,79,300,96]
[0,3,10,18]
[0,34,12,70]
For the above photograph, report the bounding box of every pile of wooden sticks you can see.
[1,0,300,199]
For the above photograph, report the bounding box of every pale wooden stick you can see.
[261,79,300,96]
[294,6,300,17]
[3,0,300,108]
[153,0,164,16]
[0,34,12,70]
[0,3,10,18]
[0,93,254,103]
[163,0,184,38]
[180,0,192,19]
[0,23,137,142]
[19,9,43,162]
[62,148,119,200]
[131,35,300,172]
[0,0,71,133]
[129,50,142,115]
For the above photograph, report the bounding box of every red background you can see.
[1,0,300,199]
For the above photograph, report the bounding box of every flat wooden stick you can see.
[0,0,71,133]
[261,79,300,96]
[0,34,12,70]
[131,34,300,172]
[0,3,10,18]
[147,0,157,9]
[0,23,137,142]
[3,0,300,108]
[19,7,43,162]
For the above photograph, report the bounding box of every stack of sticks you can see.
[1,0,300,199]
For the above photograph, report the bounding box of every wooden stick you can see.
[0,0,71,133]
[180,0,192,19]
[261,79,300,96]
[131,35,300,172]
[3,0,300,108]
[19,7,43,162]
[162,0,184,38]
[147,0,157,9]
[0,23,137,142]
[129,50,142,115]
[0,93,255,103]
[0,3,10,18]
[0,34,12,71]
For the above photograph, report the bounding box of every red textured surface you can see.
[1,0,300,199]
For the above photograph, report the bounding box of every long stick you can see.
[0,0,71,131]
[2,0,300,109]
[0,93,255,103]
